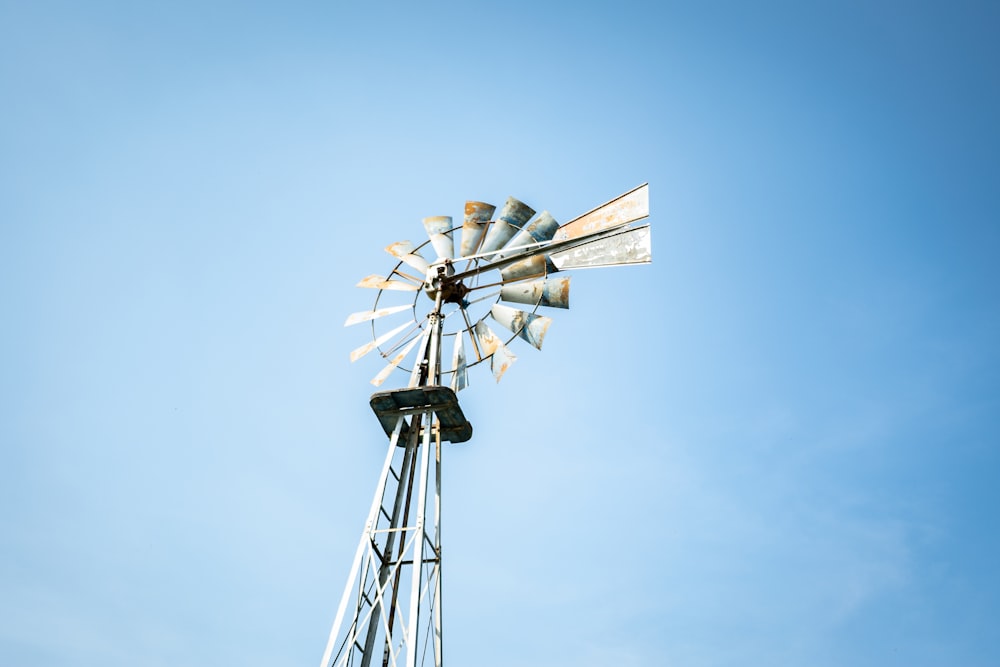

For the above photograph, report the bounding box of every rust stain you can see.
[554,184,649,242]
[464,201,496,224]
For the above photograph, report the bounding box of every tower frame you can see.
[322,286,459,667]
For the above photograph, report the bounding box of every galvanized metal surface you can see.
[490,303,551,350]
[422,216,454,260]
[499,254,553,283]
[385,240,431,274]
[473,321,517,381]
[450,220,638,285]
[371,335,421,387]
[500,276,571,309]
[550,224,651,270]
[502,210,559,255]
[350,321,415,363]
[344,303,413,327]
[459,201,494,258]
[356,274,420,292]
[478,196,535,256]
[451,334,467,392]
[325,292,450,667]
[553,182,648,242]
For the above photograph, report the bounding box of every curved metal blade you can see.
[385,240,430,274]
[478,197,535,257]
[502,211,559,255]
[490,303,552,350]
[500,254,557,283]
[451,333,468,392]
[344,303,412,327]
[550,224,651,270]
[350,320,414,362]
[554,183,649,242]
[460,201,495,258]
[422,216,454,260]
[356,274,421,292]
[473,321,517,382]
[500,276,571,309]
[371,335,421,387]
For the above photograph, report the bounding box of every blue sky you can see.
[2,1,998,665]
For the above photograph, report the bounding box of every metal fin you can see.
[344,303,412,327]
[550,224,651,270]
[350,321,414,362]
[371,335,421,387]
[554,183,649,242]
[500,276,571,309]
[500,254,557,283]
[460,201,495,258]
[478,197,535,257]
[422,216,454,260]
[473,321,517,382]
[356,274,421,292]
[502,211,559,255]
[451,333,467,392]
[490,303,552,350]
[385,240,430,273]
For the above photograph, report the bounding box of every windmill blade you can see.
[473,321,517,382]
[451,333,468,392]
[500,276,571,309]
[554,183,649,242]
[499,210,559,257]
[490,303,552,350]
[550,224,651,270]
[350,320,415,363]
[460,201,495,258]
[499,254,557,283]
[422,216,454,260]
[371,335,421,387]
[478,197,535,257]
[385,240,430,274]
[356,274,421,292]
[344,303,412,327]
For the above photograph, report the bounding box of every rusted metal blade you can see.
[479,197,535,257]
[473,321,517,382]
[460,201,495,258]
[554,183,648,242]
[344,303,412,327]
[550,224,651,270]
[371,335,421,387]
[385,240,430,274]
[350,320,414,363]
[490,303,552,350]
[502,210,559,255]
[500,254,557,283]
[422,216,454,260]
[451,333,467,392]
[500,276,571,309]
[356,274,421,292]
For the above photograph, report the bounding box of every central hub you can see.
[423,259,467,304]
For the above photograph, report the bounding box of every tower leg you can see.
[432,432,443,667]
[320,411,444,667]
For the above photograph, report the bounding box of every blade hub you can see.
[423,259,467,304]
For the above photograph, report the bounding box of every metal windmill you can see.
[322,184,651,667]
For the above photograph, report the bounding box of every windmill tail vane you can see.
[322,184,651,667]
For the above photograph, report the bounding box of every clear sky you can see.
[2,1,998,666]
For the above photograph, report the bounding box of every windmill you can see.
[322,184,652,667]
